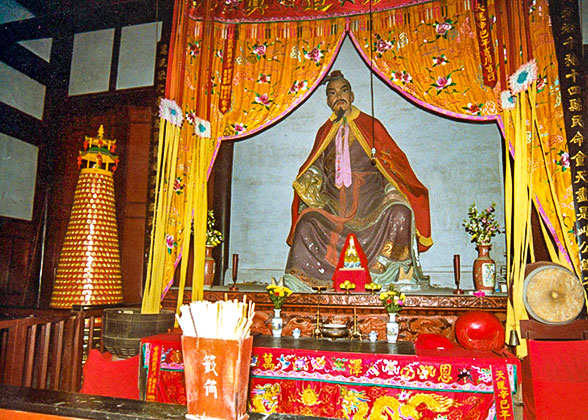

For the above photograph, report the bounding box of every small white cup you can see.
[293,328,301,339]
[368,331,377,342]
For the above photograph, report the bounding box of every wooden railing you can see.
[0,305,121,392]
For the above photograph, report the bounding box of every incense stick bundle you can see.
[177,299,255,340]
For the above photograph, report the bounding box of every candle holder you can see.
[453,254,464,295]
[229,253,239,291]
[349,305,361,340]
[312,305,322,338]
[365,283,382,295]
[340,281,356,294]
[312,286,326,295]
[312,286,324,338]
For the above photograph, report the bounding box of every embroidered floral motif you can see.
[390,70,413,85]
[288,80,308,94]
[252,43,268,59]
[257,73,271,84]
[556,151,570,172]
[303,44,325,65]
[431,75,454,92]
[509,59,538,95]
[185,109,198,125]
[187,40,200,59]
[253,92,273,109]
[536,74,547,93]
[365,32,403,59]
[173,177,184,195]
[231,122,247,135]
[435,20,454,37]
[462,102,484,116]
[165,234,177,254]
[432,54,449,67]
[419,18,457,46]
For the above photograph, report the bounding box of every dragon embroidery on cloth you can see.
[250,383,281,414]
[340,388,457,420]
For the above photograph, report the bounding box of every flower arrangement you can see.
[206,210,223,247]
[379,285,406,314]
[462,202,503,246]
[266,282,293,309]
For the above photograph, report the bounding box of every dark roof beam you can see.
[0,43,51,85]
[0,0,158,44]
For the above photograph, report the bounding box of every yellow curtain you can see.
[348,0,577,274]
[349,3,499,119]
[142,0,217,312]
[501,2,580,356]
[197,18,347,140]
[349,0,578,355]
[145,15,346,310]
[147,0,578,333]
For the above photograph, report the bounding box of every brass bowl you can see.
[321,323,349,340]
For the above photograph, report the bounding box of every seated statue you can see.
[284,71,432,292]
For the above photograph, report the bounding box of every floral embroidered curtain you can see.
[348,1,578,356]
[348,1,576,271]
[149,0,577,350]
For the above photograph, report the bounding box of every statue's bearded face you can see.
[326,78,354,117]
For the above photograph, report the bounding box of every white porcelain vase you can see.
[386,312,399,343]
[271,308,283,337]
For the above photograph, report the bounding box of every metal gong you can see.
[523,262,585,325]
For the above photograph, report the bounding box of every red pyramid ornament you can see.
[332,233,371,292]
[50,125,124,308]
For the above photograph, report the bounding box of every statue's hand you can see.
[293,166,326,208]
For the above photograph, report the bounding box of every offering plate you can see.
[321,323,349,340]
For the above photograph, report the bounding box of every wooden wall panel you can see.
[118,107,152,304]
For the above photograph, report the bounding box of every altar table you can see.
[140,333,519,420]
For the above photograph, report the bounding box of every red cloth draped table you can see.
[249,337,520,420]
[139,333,520,420]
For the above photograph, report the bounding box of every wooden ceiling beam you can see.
[1,0,158,44]
[0,102,48,146]
[0,43,51,85]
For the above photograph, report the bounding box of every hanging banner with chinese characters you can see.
[549,0,588,287]
[492,363,515,420]
[474,0,496,88]
[219,25,238,114]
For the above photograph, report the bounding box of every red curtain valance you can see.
[189,0,436,23]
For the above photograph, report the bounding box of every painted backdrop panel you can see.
[230,38,504,290]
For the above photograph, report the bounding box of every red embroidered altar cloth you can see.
[139,333,519,420]
[249,338,519,420]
